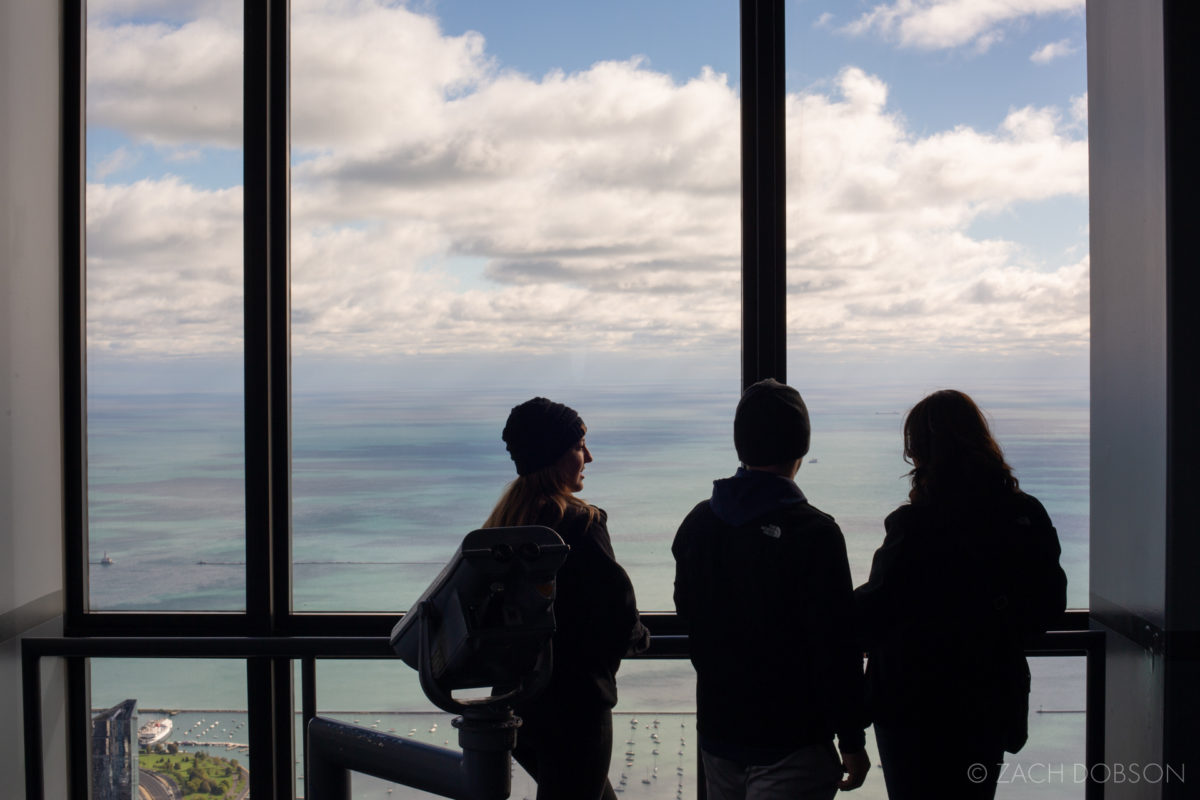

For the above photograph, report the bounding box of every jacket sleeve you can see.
[807,521,868,754]
[1010,495,1068,642]
[557,513,648,665]
[853,506,912,652]
[671,502,707,622]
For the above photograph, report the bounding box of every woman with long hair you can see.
[855,390,1067,800]
[487,397,648,800]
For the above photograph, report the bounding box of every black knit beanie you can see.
[502,397,586,476]
[734,379,811,466]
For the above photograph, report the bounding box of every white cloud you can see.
[94,146,140,179]
[84,0,1090,362]
[86,178,244,356]
[842,0,1084,52]
[1031,38,1078,63]
[87,16,243,148]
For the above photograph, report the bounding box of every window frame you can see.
[54,2,1095,799]
[64,0,796,638]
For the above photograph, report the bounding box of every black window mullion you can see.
[65,658,90,799]
[244,0,292,634]
[245,2,294,797]
[269,0,295,632]
[247,657,281,800]
[63,0,87,633]
[740,0,787,391]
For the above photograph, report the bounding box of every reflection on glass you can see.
[85,0,246,610]
[290,0,739,612]
[90,659,249,798]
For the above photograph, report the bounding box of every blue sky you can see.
[430,0,1086,133]
[84,0,1089,390]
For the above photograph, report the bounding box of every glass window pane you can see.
[85,0,245,610]
[90,659,250,798]
[289,0,740,612]
[610,660,701,800]
[783,4,1089,606]
[1014,656,1087,799]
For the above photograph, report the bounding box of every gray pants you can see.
[701,743,843,800]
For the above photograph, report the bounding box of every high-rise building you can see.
[92,699,138,800]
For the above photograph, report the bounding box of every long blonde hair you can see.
[484,456,597,529]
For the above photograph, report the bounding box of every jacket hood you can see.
[710,467,807,526]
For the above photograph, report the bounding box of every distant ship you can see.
[138,718,173,747]
[100,552,113,565]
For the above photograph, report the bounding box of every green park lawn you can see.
[139,750,247,799]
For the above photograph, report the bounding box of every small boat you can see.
[100,552,114,566]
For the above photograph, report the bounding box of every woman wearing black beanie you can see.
[485,397,649,800]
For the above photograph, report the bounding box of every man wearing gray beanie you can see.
[672,379,871,799]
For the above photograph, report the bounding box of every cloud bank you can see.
[842,0,1085,52]
[85,0,1089,364]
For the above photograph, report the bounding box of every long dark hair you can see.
[903,389,1019,505]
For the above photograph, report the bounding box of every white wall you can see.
[1,0,68,796]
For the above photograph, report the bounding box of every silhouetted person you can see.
[485,397,649,800]
[855,389,1067,800]
[673,379,870,799]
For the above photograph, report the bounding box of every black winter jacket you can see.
[518,503,649,714]
[854,491,1067,747]
[672,469,867,761]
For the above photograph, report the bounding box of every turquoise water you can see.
[88,380,1088,611]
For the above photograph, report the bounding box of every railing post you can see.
[21,644,44,800]
[1085,629,1106,800]
[306,720,351,800]
[455,711,521,800]
[306,711,519,800]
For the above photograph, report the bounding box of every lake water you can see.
[87,378,1089,798]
